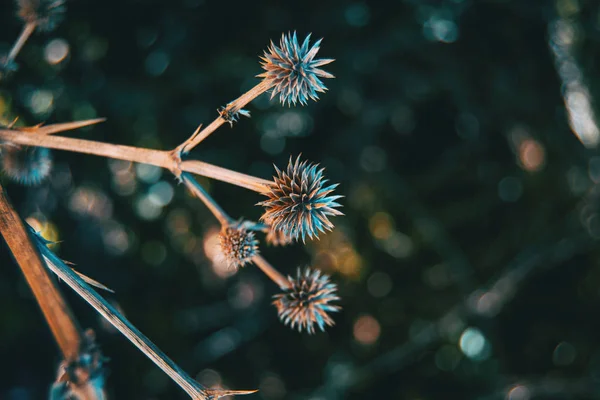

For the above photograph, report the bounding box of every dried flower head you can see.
[50,329,106,399]
[265,227,294,246]
[16,0,66,32]
[258,155,343,242]
[273,267,340,334]
[218,105,251,127]
[258,32,334,106]
[219,222,259,268]
[1,145,52,185]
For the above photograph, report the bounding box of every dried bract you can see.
[16,0,66,32]
[273,267,340,334]
[258,155,343,242]
[1,145,52,185]
[258,32,334,106]
[219,222,259,268]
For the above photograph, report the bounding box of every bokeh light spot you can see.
[353,315,381,345]
[45,38,70,65]
[367,272,392,298]
[553,341,576,366]
[459,327,490,360]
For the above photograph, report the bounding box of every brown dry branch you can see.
[33,230,257,400]
[178,79,274,153]
[0,123,273,193]
[0,183,108,398]
[4,22,36,67]
[0,183,81,361]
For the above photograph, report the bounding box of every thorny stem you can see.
[5,22,36,66]
[180,80,274,153]
[180,172,233,226]
[181,160,272,193]
[0,125,273,193]
[34,236,256,399]
[179,173,290,290]
[251,255,291,290]
[0,183,82,361]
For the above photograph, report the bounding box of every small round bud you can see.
[219,222,259,268]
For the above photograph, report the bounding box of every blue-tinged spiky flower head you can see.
[218,105,251,127]
[50,329,106,400]
[219,221,259,268]
[258,155,343,242]
[1,146,52,185]
[16,0,66,32]
[258,32,334,106]
[273,267,340,334]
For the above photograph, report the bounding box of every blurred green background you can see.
[2,0,600,399]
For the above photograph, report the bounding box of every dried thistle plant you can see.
[0,24,343,399]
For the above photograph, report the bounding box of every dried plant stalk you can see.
[0,183,81,361]
[33,233,255,399]
[251,255,291,290]
[180,80,274,153]
[5,22,36,65]
[0,125,272,193]
[180,172,233,225]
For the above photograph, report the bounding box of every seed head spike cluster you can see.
[273,268,340,334]
[16,0,66,32]
[258,31,334,106]
[1,145,52,185]
[219,222,259,268]
[218,105,251,126]
[258,155,343,242]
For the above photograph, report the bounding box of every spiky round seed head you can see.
[16,0,66,32]
[1,146,52,185]
[257,155,343,242]
[219,223,259,268]
[265,228,294,247]
[273,267,340,334]
[218,105,251,127]
[258,31,334,106]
